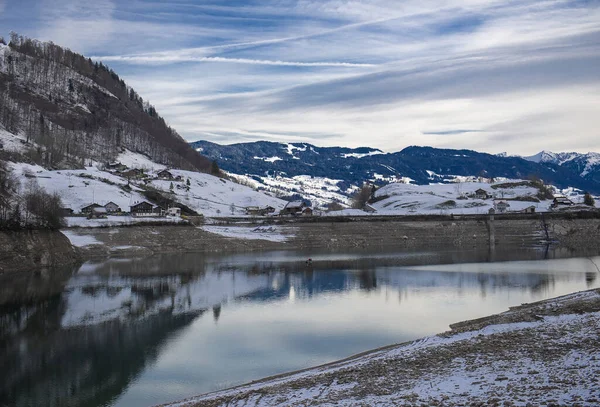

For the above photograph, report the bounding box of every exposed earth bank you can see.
[63,216,600,260]
[1,216,599,273]
[0,230,79,274]
[159,288,600,407]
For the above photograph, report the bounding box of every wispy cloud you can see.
[4,0,600,155]
[97,54,376,67]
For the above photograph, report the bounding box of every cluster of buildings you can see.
[75,201,181,219]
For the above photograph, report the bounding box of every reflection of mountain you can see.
[239,264,557,304]
[0,257,270,407]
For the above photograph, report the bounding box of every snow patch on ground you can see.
[201,225,293,242]
[116,149,166,171]
[61,230,101,247]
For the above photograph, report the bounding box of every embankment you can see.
[0,230,79,274]
[2,216,600,273]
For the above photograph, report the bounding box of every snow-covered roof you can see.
[284,201,305,209]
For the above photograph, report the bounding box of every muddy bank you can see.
[2,217,599,273]
[0,230,79,275]
[158,288,600,407]
[65,217,600,259]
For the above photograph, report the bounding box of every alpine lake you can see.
[1,244,599,407]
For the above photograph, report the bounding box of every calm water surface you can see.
[1,246,599,407]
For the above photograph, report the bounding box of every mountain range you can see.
[191,140,600,203]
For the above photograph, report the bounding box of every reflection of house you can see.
[474,188,489,199]
[551,196,574,208]
[104,202,121,213]
[130,201,155,216]
[494,200,510,213]
[156,169,174,180]
[81,203,102,214]
[280,201,306,216]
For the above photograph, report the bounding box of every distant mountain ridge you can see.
[0,34,212,172]
[523,150,600,183]
[190,140,600,198]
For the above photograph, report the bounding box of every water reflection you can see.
[0,249,599,407]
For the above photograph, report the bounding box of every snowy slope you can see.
[146,169,286,217]
[7,157,285,222]
[371,181,550,215]
[9,162,148,212]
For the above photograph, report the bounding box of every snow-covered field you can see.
[229,173,352,207]
[371,181,548,215]
[147,169,286,217]
[5,149,286,223]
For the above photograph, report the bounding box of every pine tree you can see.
[211,161,220,176]
[584,192,595,206]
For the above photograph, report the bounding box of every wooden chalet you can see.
[130,201,155,216]
[280,201,306,216]
[551,197,574,208]
[104,201,121,213]
[302,207,313,216]
[494,200,510,213]
[474,188,489,199]
[522,206,536,214]
[81,203,102,214]
[122,168,144,179]
[156,169,174,180]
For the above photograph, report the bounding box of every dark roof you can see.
[130,201,153,209]
[81,203,101,209]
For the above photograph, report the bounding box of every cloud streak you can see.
[96,54,377,67]
[3,0,600,155]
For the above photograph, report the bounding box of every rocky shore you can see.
[159,288,600,407]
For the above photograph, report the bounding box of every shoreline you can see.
[2,215,600,274]
[157,288,600,407]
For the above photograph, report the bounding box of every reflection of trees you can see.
[0,304,201,407]
[358,269,377,291]
[586,272,597,287]
[213,305,222,322]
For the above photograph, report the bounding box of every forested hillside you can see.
[0,33,211,171]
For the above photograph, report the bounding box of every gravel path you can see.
[159,289,600,407]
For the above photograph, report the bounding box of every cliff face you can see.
[0,35,212,172]
[0,230,79,275]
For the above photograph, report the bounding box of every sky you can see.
[1,0,600,155]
